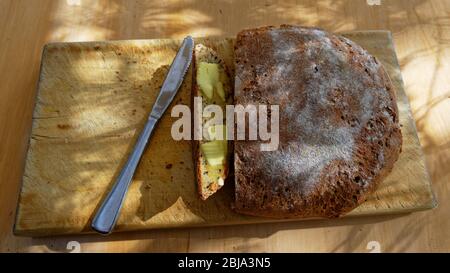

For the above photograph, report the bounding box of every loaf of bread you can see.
[233,25,402,218]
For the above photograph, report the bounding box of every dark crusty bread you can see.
[233,25,402,218]
[192,44,233,200]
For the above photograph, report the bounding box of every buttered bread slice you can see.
[192,44,232,200]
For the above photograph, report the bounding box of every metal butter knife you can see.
[91,36,194,234]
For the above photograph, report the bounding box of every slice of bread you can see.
[192,44,233,200]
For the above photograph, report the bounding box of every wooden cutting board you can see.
[14,31,436,236]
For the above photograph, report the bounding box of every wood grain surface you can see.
[1,0,449,252]
[13,32,436,236]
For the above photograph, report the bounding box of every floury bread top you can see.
[233,25,402,218]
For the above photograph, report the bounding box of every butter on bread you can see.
[192,44,232,200]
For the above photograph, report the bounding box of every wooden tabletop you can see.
[0,0,449,252]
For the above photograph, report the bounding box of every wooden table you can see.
[0,0,448,252]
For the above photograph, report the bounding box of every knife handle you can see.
[91,117,158,234]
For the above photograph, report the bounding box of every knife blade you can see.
[91,36,194,235]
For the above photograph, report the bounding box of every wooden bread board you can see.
[14,31,436,236]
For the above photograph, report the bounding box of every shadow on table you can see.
[26,212,412,252]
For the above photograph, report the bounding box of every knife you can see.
[91,36,194,234]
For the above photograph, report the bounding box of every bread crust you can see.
[233,25,402,218]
